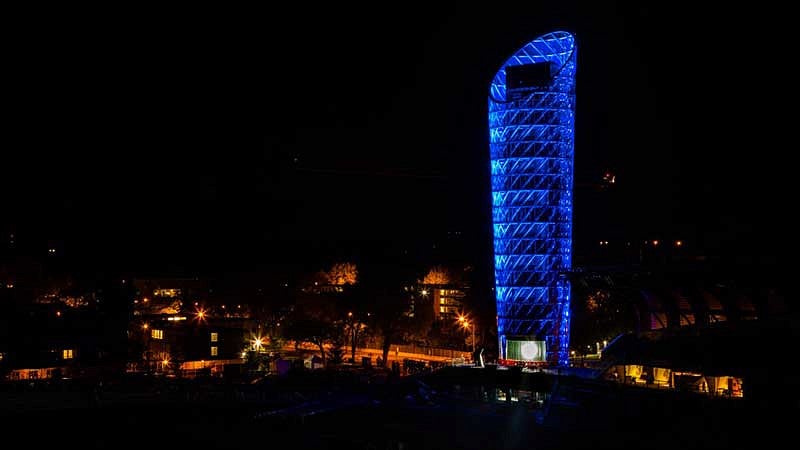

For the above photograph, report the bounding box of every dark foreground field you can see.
[2,371,793,450]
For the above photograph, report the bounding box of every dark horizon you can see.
[3,3,793,281]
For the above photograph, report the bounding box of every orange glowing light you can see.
[252,337,264,350]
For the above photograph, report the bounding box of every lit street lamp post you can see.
[458,315,475,356]
[468,322,475,355]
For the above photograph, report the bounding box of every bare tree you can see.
[422,266,450,285]
[327,262,358,286]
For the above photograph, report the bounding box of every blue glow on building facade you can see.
[489,31,576,365]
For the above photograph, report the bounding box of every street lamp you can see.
[462,320,475,355]
[457,314,475,355]
[252,337,264,352]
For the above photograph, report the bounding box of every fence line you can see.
[286,341,471,361]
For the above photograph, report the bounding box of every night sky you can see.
[3,3,792,279]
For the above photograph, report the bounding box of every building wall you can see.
[141,316,249,372]
[432,287,465,321]
[5,366,65,381]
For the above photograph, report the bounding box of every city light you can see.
[675,240,683,247]
[252,336,264,351]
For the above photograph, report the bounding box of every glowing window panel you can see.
[489,31,576,365]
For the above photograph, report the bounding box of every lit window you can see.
[440,306,445,313]
[440,290,445,295]
[440,299,445,304]
[210,346,218,357]
[153,288,181,298]
[210,332,218,342]
[151,329,163,340]
[62,349,73,359]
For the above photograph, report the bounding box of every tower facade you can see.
[489,31,576,365]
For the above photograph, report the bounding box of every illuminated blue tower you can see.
[489,31,576,365]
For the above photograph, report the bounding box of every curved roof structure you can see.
[489,31,576,103]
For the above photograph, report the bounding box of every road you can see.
[283,342,471,365]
